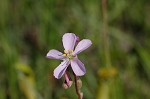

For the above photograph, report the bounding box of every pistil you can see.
[63,50,74,60]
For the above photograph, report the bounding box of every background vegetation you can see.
[0,0,150,99]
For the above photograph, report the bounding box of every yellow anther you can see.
[64,50,67,53]
[68,50,73,53]
[63,54,67,56]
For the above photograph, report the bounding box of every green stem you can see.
[102,0,111,67]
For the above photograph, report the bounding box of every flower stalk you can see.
[73,72,83,99]
[102,0,111,67]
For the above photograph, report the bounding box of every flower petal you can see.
[62,33,77,51]
[73,39,92,55]
[54,60,70,79]
[46,49,65,60]
[71,58,86,76]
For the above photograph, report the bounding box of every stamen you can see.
[63,54,67,56]
[64,50,67,54]
[68,50,73,53]
[63,50,74,60]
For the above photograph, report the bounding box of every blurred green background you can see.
[0,0,150,99]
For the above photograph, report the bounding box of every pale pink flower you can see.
[46,33,92,79]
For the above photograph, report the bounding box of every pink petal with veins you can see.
[62,33,77,51]
[71,58,86,76]
[73,39,92,55]
[46,49,65,60]
[54,60,70,79]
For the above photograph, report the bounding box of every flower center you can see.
[63,50,74,60]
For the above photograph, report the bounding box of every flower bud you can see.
[76,36,80,44]
[62,80,73,89]
[62,72,73,89]
[77,78,82,89]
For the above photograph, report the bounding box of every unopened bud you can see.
[76,36,80,43]
[80,92,83,99]
[63,72,73,89]
[63,83,69,89]
[68,80,73,87]
[62,80,73,89]
[77,78,82,89]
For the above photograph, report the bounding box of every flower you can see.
[46,33,92,79]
